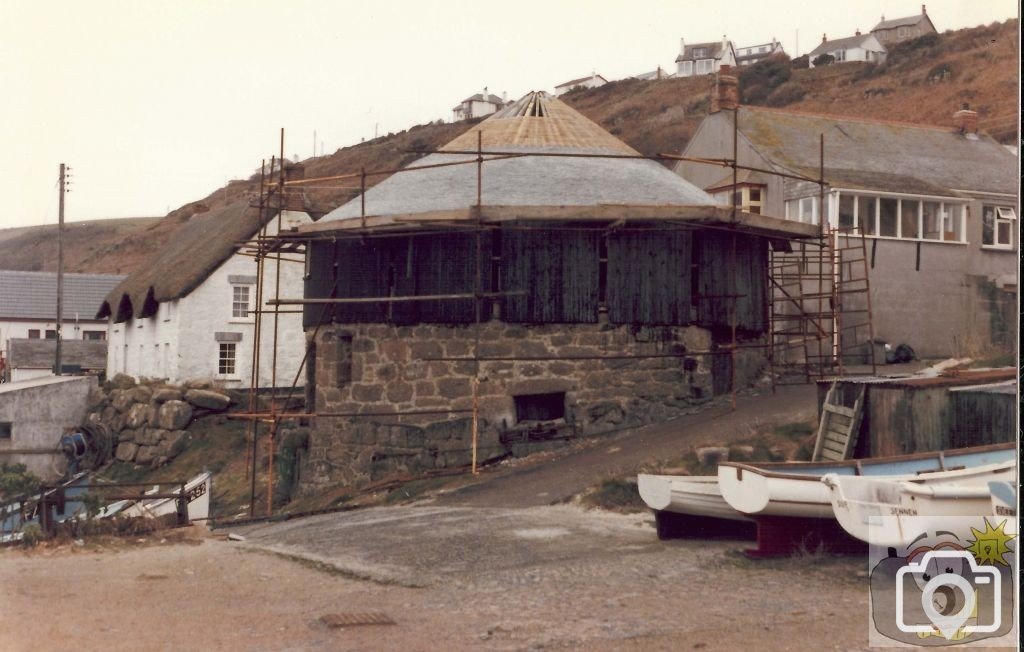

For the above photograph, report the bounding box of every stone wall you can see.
[300,320,762,493]
[83,373,232,469]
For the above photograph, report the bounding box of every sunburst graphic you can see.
[966,518,1015,566]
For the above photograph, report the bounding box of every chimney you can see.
[283,163,306,212]
[953,103,978,134]
[922,4,926,14]
[822,33,828,43]
[483,86,488,100]
[502,90,508,104]
[680,37,686,55]
[855,28,861,36]
[712,72,739,113]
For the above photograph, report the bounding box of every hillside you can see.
[1,19,1015,276]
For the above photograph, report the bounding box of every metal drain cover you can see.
[319,612,396,628]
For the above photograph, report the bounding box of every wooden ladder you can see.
[812,382,865,462]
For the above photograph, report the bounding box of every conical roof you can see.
[317,92,716,223]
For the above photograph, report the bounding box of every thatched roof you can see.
[315,92,719,224]
[98,200,267,322]
[689,106,1017,196]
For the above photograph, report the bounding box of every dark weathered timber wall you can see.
[501,228,600,323]
[948,390,1016,449]
[607,229,692,325]
[695,232,768,333]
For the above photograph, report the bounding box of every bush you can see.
[738,59,792,105]
[812,53,835,67]
[926,62,953,82]
[790,54,809,69]
[766,84,807,107]
[0,463,40,500]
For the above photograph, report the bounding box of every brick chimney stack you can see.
[953,103,978,134]
[712,71,739,113]
[855,28,861,36]
[922,4,927,15]
[822,33,827,43]
[283,162,306,212]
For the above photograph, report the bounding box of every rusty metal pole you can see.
[249,156,274,517]
[245,160,267,481]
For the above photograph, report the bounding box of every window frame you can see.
[982,205,1016,249]
[230,284,254,321]
[680,61,693,76]
[831,190,969,244]
[695,59,714,74]
[218,342,237,377]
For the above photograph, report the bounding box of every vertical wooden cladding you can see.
[948,389,1016,449]
[501,225,599,323]
[695,231,768,334]
[607,229,691,325]
[303,233,488,327]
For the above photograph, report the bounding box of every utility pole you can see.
[55,163,66,375]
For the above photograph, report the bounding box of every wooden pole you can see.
[55,163,65,375]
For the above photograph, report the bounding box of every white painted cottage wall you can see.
[106,210,311,388]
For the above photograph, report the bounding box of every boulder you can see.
[119,428,137,443]
[157,430,187,457]
[183,378,216,390]
[184,389,231,411]
[115,442,138,462]
[86,386,108,411]
[152,387,183,403]
[137,428,165,446]
[156,400,193,430]
[126,403,150,429]
[130,386,153,405]
[106,373,136,391]
[111,390,134,413]
[729,444,756,460]
[696,446,730,467]
[135,445,157,465]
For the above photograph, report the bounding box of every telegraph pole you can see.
[55,163,66,375]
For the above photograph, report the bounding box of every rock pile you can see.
[84,374,233,468]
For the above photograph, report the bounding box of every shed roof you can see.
[0,271,124,321]
[696,106,1017,196]
[5,338,107,370]
[98,200,275,322]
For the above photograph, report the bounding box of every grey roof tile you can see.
[0,271,124,321]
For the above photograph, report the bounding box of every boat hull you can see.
[637,474,751,522]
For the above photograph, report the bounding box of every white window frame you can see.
[834,49,846,62]
[231,284,254,321]
[218,342,237,377]
[831,190,969,244]
[982,205,1016,249]
[679,61,693,76]
[695,59,714,74]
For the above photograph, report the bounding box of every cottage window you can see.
[836,192,968,243]
[879,198,898,237]
[858,196,877,235]
[922,201,942,240]
[942,205,964,242]
[693,47,708,57]
[695,59,714,74]
[838,195,855,230]
[834,49,846,62]
[0,422,11,440]
[897,27,909,39]
[982,206,1015,248]
[28,329,40,339]
[231,285,253,319]
[218,342,237,376]
[759,46,768,53]
[900,201,920,238]
[82,330,106,341]
[680,61,693,76]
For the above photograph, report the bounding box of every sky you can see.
[0,0,1017,229]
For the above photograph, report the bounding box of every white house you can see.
[98,168,312,389]
[1,271,123,380]
[736,38,785,66]
[675,37,737,77]
[452,88,508,122]
[554,73,607,96]
[808,32,887,67]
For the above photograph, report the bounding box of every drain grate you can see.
[319,612,396,628]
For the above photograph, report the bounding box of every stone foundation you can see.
[300,320,767,493]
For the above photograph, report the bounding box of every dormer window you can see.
[692,47,708,57]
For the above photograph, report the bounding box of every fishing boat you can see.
[718,443,1015,519]
[822,461,1017,546]
[989,480,1017,518]
[638,474,755,539]
[716,443,1015,556]
[116,471,212,522]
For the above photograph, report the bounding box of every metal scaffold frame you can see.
[236,114,875,517]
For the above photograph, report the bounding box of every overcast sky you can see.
[1,0,1017,229]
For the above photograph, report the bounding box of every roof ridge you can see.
[740,105,960,134]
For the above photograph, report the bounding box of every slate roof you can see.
[460,92,505,105]
[872,13,929,31]
[0,271,124,321]
[5,338,107,370]
[316,92,717,222]
[809,34,883,57]
[675,42,730,63]
[708,106,1017,196]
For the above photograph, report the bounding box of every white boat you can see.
[989,480,1016,517]
[822,461,1017,546]
[117,472,212,522]
[637,474,750,521]
[717,443,1015,520]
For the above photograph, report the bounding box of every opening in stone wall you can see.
[514,392,566,422]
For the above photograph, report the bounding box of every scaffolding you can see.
[234,109,876,517]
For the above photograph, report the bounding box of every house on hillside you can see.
[808,32,887,67]
[631,66,670,80]
[283,91,818,492]
[675,37,736,77]
[872,5,937,45]
[736,39,785,66]
[97,166,313,388]
[675,97,1018,358]
[1,271,123,380]
[452,88,508,122]
[554,73,607,96]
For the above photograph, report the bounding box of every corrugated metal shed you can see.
[0,271,124,321]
